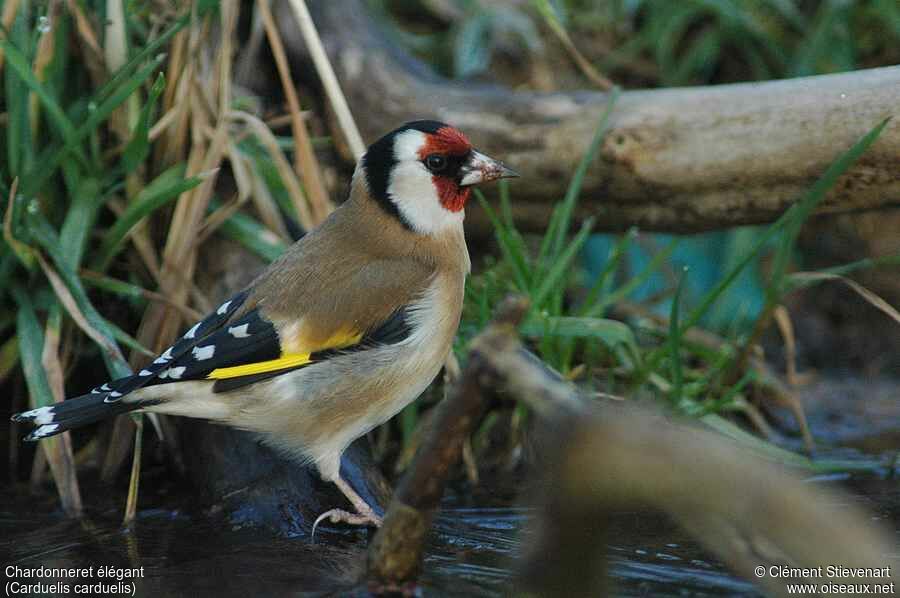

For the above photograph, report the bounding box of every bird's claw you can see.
[311,507,382,539]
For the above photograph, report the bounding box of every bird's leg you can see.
[312,476,383,537]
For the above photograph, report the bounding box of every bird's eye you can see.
[424,154,448,173]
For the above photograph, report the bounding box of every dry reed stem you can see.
[230,110,316,229]
[123,418,143,526]
[773,305,805,386]
[104,0,133,142]
[29,0,61,138]
[148,105,181,141]
[735,397,776,439]
[793,271,900,326]
[81,270,203,321]
[36,253,127,365]
[196,195,244,247]
[157,28,190,167]
[0,0,22,74]
[264,111,312,129]
[64,0,106,86]
[257,0,333,225]
[287,0,365,159]
[550,23,615,91]
[225,139,290,241]
[39,311,83,517]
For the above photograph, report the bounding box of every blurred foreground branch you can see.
[281,0,900,233]
[367,296,895,596]
[367,296,529,591]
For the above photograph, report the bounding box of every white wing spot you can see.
[192,345,215,361]
[104,391,124,403]
[184,322,202,339]
[20,406,54,424]
[101,383,111,391]
[228,324,250,338]
[167,366,186,380]
[139,369,153,376]
[216,301,232,315]
[154,346,174,364]
[31,424,59,439]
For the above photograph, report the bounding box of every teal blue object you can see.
[583,228,768,331]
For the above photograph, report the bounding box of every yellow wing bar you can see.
[207,353,312,379]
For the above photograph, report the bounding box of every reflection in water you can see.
[2,478,898,596]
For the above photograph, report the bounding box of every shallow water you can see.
[4,474,897,597]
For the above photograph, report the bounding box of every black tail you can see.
[12,393,139,441]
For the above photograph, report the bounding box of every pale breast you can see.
[234,268,465,476]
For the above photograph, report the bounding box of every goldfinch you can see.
[13,120,517,530]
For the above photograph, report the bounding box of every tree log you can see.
[287,0,900,233]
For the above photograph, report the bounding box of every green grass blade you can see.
[27,213,131,378]
[535,205,567,281]
[578,228,637,316]
[0,39,84,163]
[11,289,83,514]
[547,87,620,261]
[667,267,688,405]
[531,217,595,309]
[784,253,900,292]
[521,315,639,357]
[701,413,812,468]
[21,53,166,197]
[59,177,102,269]
[81,271,149,300]
[216,204,288,262]
[587,236,679,317]
[0,335,19,383]
[123,73,166,174]
[476,190,532,291]
[95,165,203,270]
[94,13,188,104]
[769,118,891,292]
[11,287,55,409]
[702,370,754,415]
[498,178,514,229]
[107,321,155,358]
[4,11,34,177]
[682,121,889,335]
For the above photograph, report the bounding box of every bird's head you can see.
[361,120,518,235]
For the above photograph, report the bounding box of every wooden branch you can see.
[367,293,894,595]
[465,330,894,598]
[519,403,896,597]
[285,1,900,233]
[366,296,529,591]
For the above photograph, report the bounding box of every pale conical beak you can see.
[459,150,520,186]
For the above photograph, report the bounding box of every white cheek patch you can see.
[389,130,465,235]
